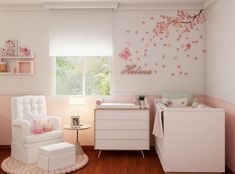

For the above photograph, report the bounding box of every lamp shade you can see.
[69,96,86,105]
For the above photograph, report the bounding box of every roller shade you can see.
[49,9,113,56]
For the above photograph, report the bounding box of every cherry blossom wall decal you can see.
[118,10,205,77]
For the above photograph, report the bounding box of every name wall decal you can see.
[121,64,152,75]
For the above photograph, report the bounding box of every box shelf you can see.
[16,61,34,74]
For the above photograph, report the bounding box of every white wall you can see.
[206,0,235,104]
[0,9,206,96]
[0,11,50,94]
[206,0,235,172]
[114,10,206,95]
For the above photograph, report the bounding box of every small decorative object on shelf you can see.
[5,40,18,57]
[0,59,7,72]
[0,48,5,57]
[139,95,146,109]
[19,47,31,57]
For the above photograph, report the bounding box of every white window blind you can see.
[49,10,113,56]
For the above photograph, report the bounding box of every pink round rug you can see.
[1,154,88,174]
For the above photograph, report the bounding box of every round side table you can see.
[64,123,91,155]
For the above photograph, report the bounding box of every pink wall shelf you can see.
[0,55,34,75]
[0,56,33,59]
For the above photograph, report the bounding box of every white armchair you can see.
[11,95,63,164]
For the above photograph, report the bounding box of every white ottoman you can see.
[38,142,76,172]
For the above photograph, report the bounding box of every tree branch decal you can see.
[153,10,205,39]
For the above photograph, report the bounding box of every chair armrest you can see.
[12,119,31,143]
[47,115,62,130]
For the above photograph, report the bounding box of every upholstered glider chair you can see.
[11,95,63,164]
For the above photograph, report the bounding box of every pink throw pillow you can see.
[43,122,53,132]
[32,119,53,134]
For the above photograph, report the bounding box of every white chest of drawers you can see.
[94,108,150,156]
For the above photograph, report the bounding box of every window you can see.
[56,56,111,96]
[49,10,113,96]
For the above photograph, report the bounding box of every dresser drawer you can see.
[96,120,149,130]
[95,139,149,150]
[96,129,149,139]
[95,110,149,120]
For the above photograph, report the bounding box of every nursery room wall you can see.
[0,6,206,147]
[205,0,235,172]
[0,7,207,146]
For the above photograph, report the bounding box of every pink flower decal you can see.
[186,43,192,50]
[119,47,131,61]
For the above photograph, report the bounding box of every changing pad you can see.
[96,102,140,109]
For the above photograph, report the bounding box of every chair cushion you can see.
[25,130,63,144]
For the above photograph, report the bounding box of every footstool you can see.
[37,142,76,172]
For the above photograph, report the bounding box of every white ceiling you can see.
[0,0,207,4]
[0,0,216,11]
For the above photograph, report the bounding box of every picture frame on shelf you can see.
[5,40,18,57]
[71,116,80,127]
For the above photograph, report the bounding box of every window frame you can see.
[50,56,112,98]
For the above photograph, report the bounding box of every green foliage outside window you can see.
[56,56,110,96]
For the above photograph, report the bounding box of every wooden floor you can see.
[0,148,233,174]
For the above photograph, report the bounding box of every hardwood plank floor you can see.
[0,148,233,174]
[74,150,165,174]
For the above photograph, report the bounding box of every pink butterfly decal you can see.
[119,47,131,61]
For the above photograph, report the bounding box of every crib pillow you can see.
[161,91,192,100]
[162,97,188,107]
[161,91,193,105]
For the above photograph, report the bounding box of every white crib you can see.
[153,99,225,173]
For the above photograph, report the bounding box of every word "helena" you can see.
[121,65,152,74]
